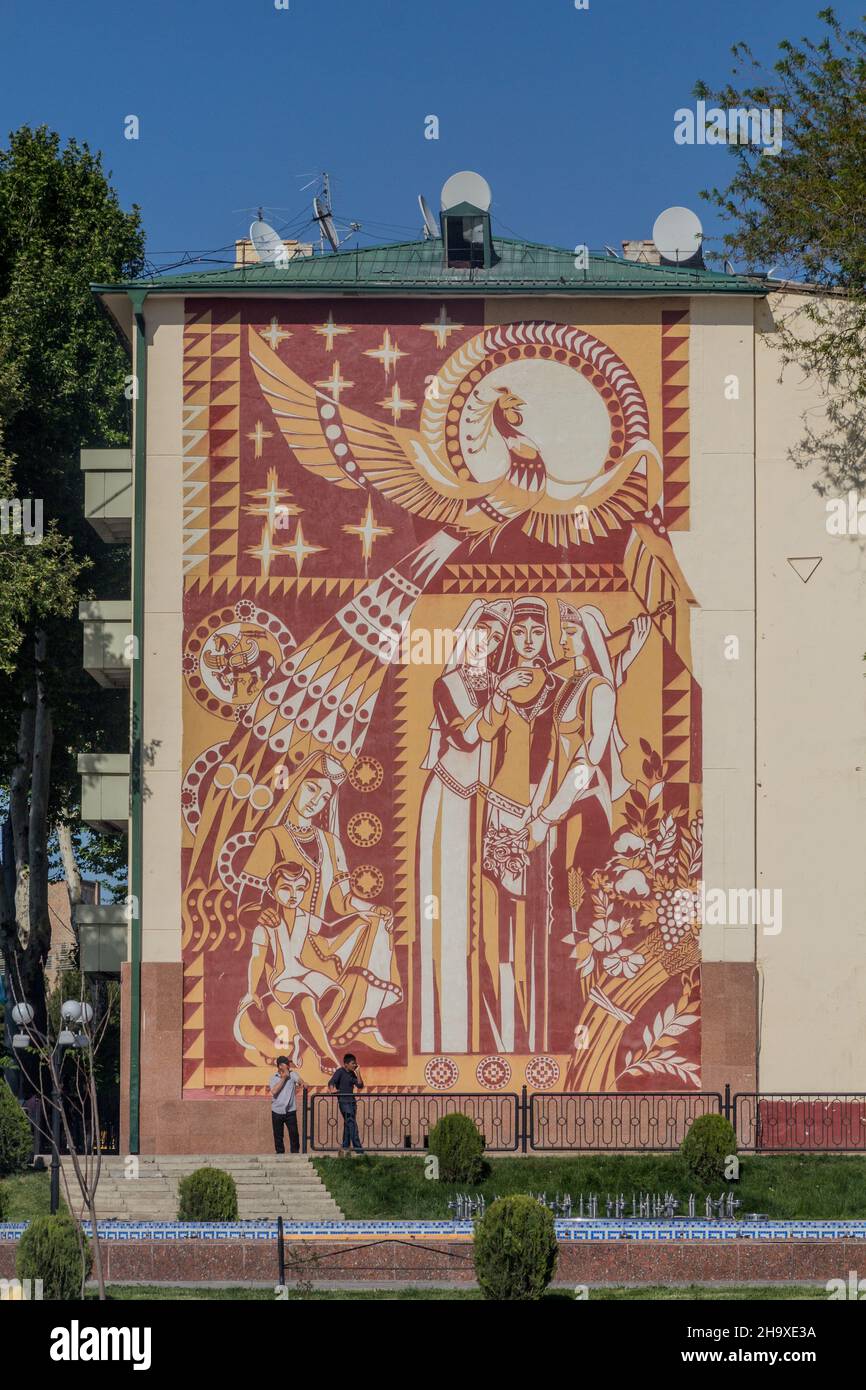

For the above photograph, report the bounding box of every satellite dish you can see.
[419,194,440,239]
[440,170,492,212]
[250,217,289,267]
[652,206,704,265]
[313,195,339,252]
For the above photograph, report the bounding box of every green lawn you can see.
[313,1153,866,1220]
[8,1154,866,1223]
[1,1169,58,1220]
[98,1282,829,1301]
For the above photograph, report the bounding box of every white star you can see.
[315,361,354,402]
[364,328,407,378]
[343,498,392,567]
[315,312,353,352]
[378,381,417,422]
[246,518,323,576]
[420,305,464,349]
[246,420,274,458]
[260,318,292,351]
[284,519,325,574]
[245,468,299,533]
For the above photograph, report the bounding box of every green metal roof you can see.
[93,236,765,298]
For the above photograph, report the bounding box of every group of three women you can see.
[418,596,651,1056]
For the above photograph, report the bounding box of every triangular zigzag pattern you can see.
[661,309,690,531]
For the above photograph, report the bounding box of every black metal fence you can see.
[303,1087,866,1154]
[529,1090,723,1151]
[733,1094,866,1152]
[309,1091,520,1152]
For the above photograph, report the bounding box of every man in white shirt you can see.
[269,1055,302,1153]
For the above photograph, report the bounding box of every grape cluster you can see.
[655,889,696,951]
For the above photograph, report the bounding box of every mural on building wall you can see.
[180,300,702,1096]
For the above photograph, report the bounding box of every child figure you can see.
[234,861,343,1072]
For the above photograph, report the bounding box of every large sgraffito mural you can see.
[180,299,702,1098]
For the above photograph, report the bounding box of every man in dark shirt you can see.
[328,1053,365,1156]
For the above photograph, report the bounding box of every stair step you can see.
[66,1153,345,1222]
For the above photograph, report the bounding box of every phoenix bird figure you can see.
[248,327,662,549]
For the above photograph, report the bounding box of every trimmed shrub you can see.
[474,1195,558,1301]
[428,1112,485,1183]
[17,1215,90,1299]
[681,1112,738,1185]
[177,1166,238,1220]
[0,1182,9,1221]
[0,1080,32,1177]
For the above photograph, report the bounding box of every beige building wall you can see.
[130,286,866,1142]
[682,297,757,973]
[141,297,185,965]
[754,292,866,1090]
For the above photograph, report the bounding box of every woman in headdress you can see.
[527,602,651,1052]
[236,750,401,1060]
[528,603,650,839]
[416,598,512,1053]
[479,597,562,1053]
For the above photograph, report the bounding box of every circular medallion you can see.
[424,1057,459,1090]
[184,604,294,719]
[476,1055,512,1090]
[421,322,649,484]
[347,812,383,848]
[525,1056,561,1090]
[349,864,384,899]
[348,755,384,793]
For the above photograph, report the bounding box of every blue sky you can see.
[1,0,859,270]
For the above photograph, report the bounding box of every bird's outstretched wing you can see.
[249,327,486,526]
[512,442,663,548]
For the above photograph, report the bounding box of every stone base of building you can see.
[0,1236,846,1287]
[120,960,758,1154]
[699,961,758,1095]
[120,962,273,1154]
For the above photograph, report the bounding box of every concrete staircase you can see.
[57,1154,344,1222]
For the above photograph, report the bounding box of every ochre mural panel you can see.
[180,299,702,1097]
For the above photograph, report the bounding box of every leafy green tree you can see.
[695,8,866,487]
[17,1214,92,1299]
[474,1195,558,1301]
[0,127,144,1053]
[0,1074,32,1174]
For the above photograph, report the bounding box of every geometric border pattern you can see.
[441,563,628,594]
[661,308,690,530]
[3,1220,866,1242]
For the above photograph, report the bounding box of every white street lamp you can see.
[11,1002,34,1050]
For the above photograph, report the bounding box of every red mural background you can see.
[178,298,702,1097]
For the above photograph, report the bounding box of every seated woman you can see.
[235,750,401,1063]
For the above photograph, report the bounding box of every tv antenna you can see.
[312,173,360,253]
[652,206,704,266]
[249,210,290,267]
[418,194,440,240]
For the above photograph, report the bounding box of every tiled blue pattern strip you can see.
[2,1219,866,1241]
